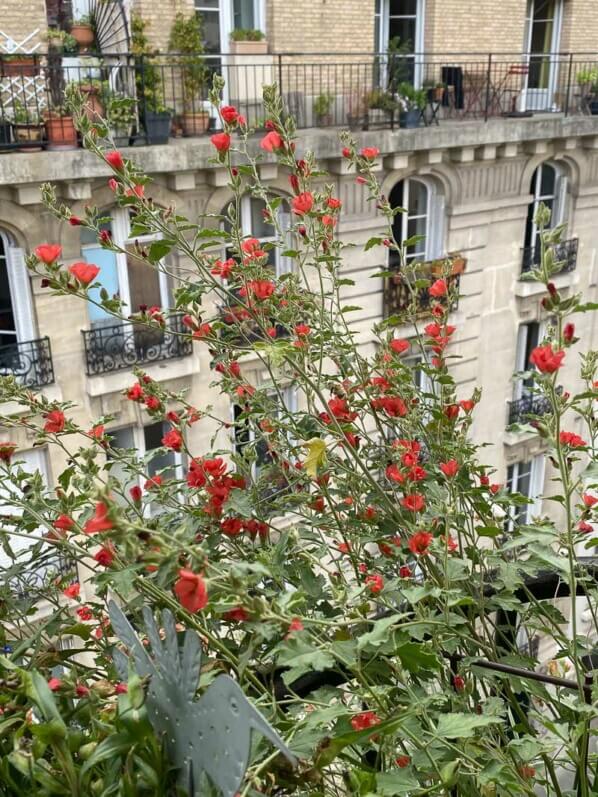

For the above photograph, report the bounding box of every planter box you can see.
[229,39,268,55]
[1,56,40,77]
[13,123,43,152]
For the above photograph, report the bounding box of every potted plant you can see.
[46,29,78,55]
[106,95,136,146]
[44,47,78,149]
[366,88,397,128]
[397,82,426,128]
[347,91,368,130]
[313,92,334,126]
[229,29,267,55]
[430,252,467,277]
[10,100,43,151]
[70,14,95,52]
[0,52,40,78]
[169,13,209,136]
[132,14,172,145]
[76,77,106,121]
[423,79,444,102]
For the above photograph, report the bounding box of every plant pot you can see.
[144,111,172,145]
[45,115,78,150]
[110,126,132,147]
[315,113,333,127]
[12,122,43,152]
[79,83,104,121]
[346,113,365,131]
[431,254,467,277]
[229,39,268,55]
[399,109,421,128]
[181,111,209,136]
[589,100,598,115]
[0,121,11,151]
[1,56,40,77]
[71,24,95,51]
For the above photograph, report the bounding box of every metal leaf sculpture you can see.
[108,600,297,797]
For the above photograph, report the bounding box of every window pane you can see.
[408,180,428,216]
[533,0,555,21]
[107,427,137,500]
[196,0,219,7]
[233,0,254,29]
[196,8,221,53]
[145,422,176,478]
[540,164,556,197]
[388,18,416,49]
[0,240,16,341]
[407,215,427,251]
[249,198,274,239]
[389,0,417,15]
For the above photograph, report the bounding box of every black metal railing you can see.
[520,237,578,276]
[507,393,552,425]
[0,336,54,387]
[384,255,465,318]
[8,552,76,600]
[1,51,598,150]
[82,313,192,375]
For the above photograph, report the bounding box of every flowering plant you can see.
[0,79,597,795]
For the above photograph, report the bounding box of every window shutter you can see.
[426,183,445,260]
[7,247,36,343]
[277,211,294,276]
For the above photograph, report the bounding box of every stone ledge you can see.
[514,270,580,298]
[84,353,199,398]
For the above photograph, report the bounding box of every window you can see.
[506,455,545,529]
[514,321,541,401]
[375,0,424,85]
[81,208,173,328]
[232,385,296,476]
[224,195,293,278]
[524,0,563,107]
[0,231,35,345]
[388,178,444,268]
[194,0,264,53]
[523,162,568,264]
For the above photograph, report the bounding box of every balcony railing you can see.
[1,51,598,150]
[10,552,75,600]
[0,336,54,387]
[520,237,578,276]
[82,314,192,376]
[507,393,552,425]
[384,254,466,319]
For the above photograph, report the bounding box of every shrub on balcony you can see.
[0,82,597,796]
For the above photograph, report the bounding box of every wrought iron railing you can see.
[0,336,54,387]
[6,552,76,600]
[82,313,192,375]
[384,254,465,318]
[507,393,552,425]
[1,51,598,151]
[520,237,578,276]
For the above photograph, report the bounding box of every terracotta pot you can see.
[45,115,78,150]
[181,111,210,136]
[71,24,95,51]
[431,254,467,277]
[12,123,43,152]
[79,84,104,121]
[1,56,39,77]
[229,39,268,55]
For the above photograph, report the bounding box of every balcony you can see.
[0,51,597,153]
[507,393,552,426]
[82,314,192,376]
[384,254,466,319]
[10,552,75,600]
[0,337,54,387]
[520,238,578,277]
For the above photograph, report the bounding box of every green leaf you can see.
[357,616,400,651]
[223,487,253,518]
[80,732,133,776]
[29,719,67,744]
[395,642,440,673]
[364,237,382,251]
[148,239,174,263]
[25,671,66,727]
[276,638,335,672]
[435,712,501,739]
[375,771,419,794]
[575,302,598,313]
[340,305,362,313]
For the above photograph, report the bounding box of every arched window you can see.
[523,161,568,263]
[0,231,35,345]
[223,195,292,277]
[388,177,445,268]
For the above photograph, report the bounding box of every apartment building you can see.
[0,0,597,600]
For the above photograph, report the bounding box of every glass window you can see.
[195,1,221,53]
[145,422,176,480]
[507,460,534,526]
[523,163,559,256]
[233,0,254,29]
[389,178,429,265]
[0,236,16,344]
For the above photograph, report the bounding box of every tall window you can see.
[194,0,264,53]
[523,162,568,265]
[388,178,444,268]
[224,195,292,277]
[375,0,424,85]
[506,455,545,529]
[524,0,563,94]
[0,231,35,346]
[514,321,541,402]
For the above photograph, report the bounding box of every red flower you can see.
[530,344,565,373]
[288,617,304,634]
[75,684,90,697]
[321,214,336,228]
[84,502,113,534]
[211,257,235,279]
[560,431,587,448]
[224,606,249,622]
[373,396,408,418]
[519,765,536,780]
[292,192,314,215]
[365,573,384,594]
[327,197,342,210]
[351,710,381,731]
[108,177,118,191]
[114,682,128,694]
[174,569,208,612]
[396,755,411,768]
[48,677,62,691]
[444,404,460,420]
[129,485,142,502]
[386,463,404,483]
[34,244,62,264]
[429,279,447,297]
[94,545,115,567]
[407,465,426,481]
[63,582,80,599]
[579,521,593,532]
[440,460,459,478]
[260,130,283,151]
[390,338,409,355]
[459,399,475,413]
[69,262,100,285]
[243,279,276,301]
[44,410,65,433]
[563,322,575,343]
[211,132,231,153]
[338,541,352,553]
[0,442,16,462]
[193,322,212,340]
[342,146,351,158]
[583,493,598,508]
[162,428,183,451]
[145,395,161,411]
[408,531,433,555]
[126,383,144,401]
[401,494,425,513]
[328,397,357,421]
[54,514,74,531]
[220,517,243,536]
[145,475,162,490]
[69,215,82,226]
[360,146,379,159]
[105,150,124,170]
[453,674,465,691]
[77,605,93,621]
[399,565,412,578]
[295,323,311,337]
[89,424,105,440]
[220,105,238,124]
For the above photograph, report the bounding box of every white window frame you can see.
[194,0,265,53]
[391,177,445,264]
[506,454,545,530]
[522,0,563,111]
[513,319,547,401]
[0,230,35,344]
[376,0,426,87]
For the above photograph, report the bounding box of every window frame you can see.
[524,162,569,257]
[375,0,426,86]
[506,454,545,530]
[388,176,445,267]
[224,195,293,279]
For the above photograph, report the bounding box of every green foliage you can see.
[131,13,168,115]
[313,92,334,118]
[169,13,208,111]
[230,28,265,41]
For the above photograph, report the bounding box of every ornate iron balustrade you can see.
[507,393,552,425]
[384,254,466,319]
[7,552,76,600]
[520,237,578,276]
[82,313,192,376]
[0,336,54,387]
